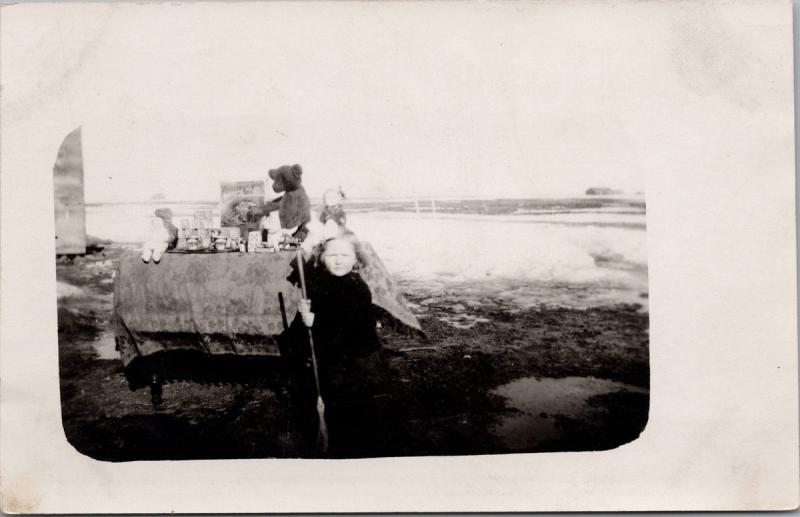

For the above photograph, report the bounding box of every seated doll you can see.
[299,187,348,256]
[141,216,171,263]
[154,207,179,250]
[319,187,347,228]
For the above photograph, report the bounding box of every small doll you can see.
[319,187,347,228]
[141,216,171,263]
[154,207,179,250]
[299,187,347,257]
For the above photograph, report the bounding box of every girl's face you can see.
[322,238,357,276]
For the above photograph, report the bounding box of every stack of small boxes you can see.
[175,210,243,252]
[172,210,299,253]
[247,231,263,253]
[176,226,242,251]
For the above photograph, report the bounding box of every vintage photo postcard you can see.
[1,0,797,513]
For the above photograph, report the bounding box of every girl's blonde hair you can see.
[317,230,369,271]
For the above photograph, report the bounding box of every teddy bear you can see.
[260,163,311,241]
[141,216,171,263]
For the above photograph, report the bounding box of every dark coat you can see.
[308,270,380,360]
[285,269,385,405]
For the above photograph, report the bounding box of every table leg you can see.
[149,374,163,409]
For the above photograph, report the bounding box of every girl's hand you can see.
[299,239,314,260]
[298,298,315,327]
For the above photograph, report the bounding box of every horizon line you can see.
[85,192,646,205]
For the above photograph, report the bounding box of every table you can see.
[113,244,421,404]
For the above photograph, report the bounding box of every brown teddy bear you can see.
[260,164,311,240]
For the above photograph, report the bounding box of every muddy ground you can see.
[57,246,649,461]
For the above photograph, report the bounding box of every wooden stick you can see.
[295,249,329,453]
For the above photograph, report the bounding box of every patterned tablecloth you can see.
[113,243,421,370]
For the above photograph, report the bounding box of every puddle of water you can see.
[491,376,648,450]
[92,330,120,360]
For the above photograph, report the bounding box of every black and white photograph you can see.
[47,5,649,461]
[1,0,797,512]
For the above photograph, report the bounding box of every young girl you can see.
[287,231,388,456]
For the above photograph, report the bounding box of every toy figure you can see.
[260,210,284,249]
[141,217,171,263]
[154,208,179,250]
[319,187,347,228]
[260,164,311,240]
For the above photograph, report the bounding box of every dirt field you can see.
[57,246,649,460]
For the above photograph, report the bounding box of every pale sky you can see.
[3,2,787,203]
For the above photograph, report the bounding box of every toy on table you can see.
[258,211,282,249]
[260,210,304,250]
[299,187,348,256]
[260,164,311,241]
[245,215,303,252]
[247,231,262,253]
[154,208,179,250]
[193,210,214,230]
[319,187,347,228]
[141,217,171,263]
[171,226,241,252]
